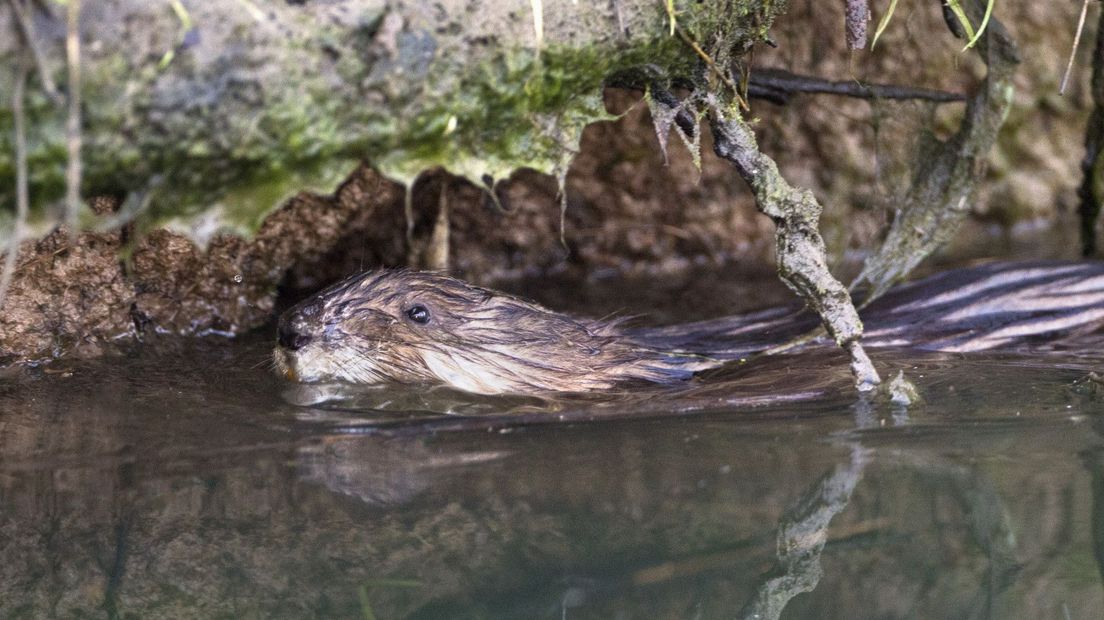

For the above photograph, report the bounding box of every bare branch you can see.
[708,97,881,392]
[1,66,29,308]
[7,0,62,105]
[748,68,965,105]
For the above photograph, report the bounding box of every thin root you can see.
[1,66,30,308]
[7,0,62,105]
[1061,0,1093,95]
[65,0,83,237]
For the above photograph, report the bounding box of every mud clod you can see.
[0,166,404,363]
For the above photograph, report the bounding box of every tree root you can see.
[1078,0,1104,257]
[851,0,1020,302]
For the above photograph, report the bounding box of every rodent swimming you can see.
[275,261,1104,395]
[273,270,714,395]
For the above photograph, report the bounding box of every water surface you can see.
[3,327,1104,619]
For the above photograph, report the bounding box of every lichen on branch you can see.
[706,96,881,391]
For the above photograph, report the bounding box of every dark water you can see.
[3,330,1104,619]
[2,333,1104,617]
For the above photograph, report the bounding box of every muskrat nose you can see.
[277,323,312,351]
[278,299,323,350]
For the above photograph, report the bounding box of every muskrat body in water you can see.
[273,270,712,394]
[274,261,1104,395]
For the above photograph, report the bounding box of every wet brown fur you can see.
[274,270,709,394]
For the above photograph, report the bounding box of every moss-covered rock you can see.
[0,0,786,236]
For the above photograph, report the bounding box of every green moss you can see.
[0,0,786,240]
[376,46,621,185]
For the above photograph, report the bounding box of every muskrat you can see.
[273,270,715,394]
[274,261,1104,395]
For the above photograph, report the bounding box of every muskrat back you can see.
[275,261,1104,395]
[641,261,1104,360]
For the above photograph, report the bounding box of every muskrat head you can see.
[274,270,710,395]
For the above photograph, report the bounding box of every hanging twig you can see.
[7,0,62,105]
[1,66,30,308]
[707,96,881,392]
[65,0,83,235]
[1061,0,1093,95]
[843,0,870,50]
[673,23,749,111]
[852,0,1020,303]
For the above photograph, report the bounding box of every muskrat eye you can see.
[406,304,431,324]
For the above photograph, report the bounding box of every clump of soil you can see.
[0,167,406,364]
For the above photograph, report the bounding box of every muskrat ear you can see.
[406,304,431,324]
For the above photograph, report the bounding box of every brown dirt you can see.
[291,89,776,289]
[0,166,405,364]
[752,0,1090,254]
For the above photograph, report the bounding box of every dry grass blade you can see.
[962,0,996,51]
[1061,0,1092,95]
[529,0,543,49]
[870,0,899,50]
[944,0,977,42]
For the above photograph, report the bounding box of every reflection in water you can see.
[739,445,868,620]
[1,335,1104,617]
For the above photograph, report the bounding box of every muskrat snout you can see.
[277,323,311,351]
[277,299,323,351]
